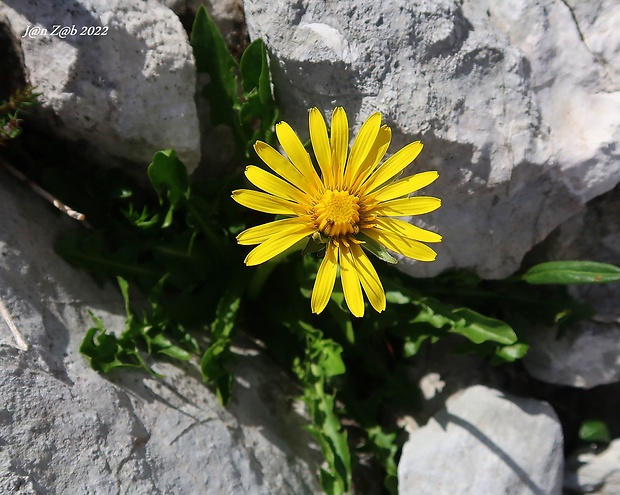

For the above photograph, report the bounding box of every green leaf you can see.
[123,204,159,229]
[522,261,620,285]
[80,312,154,374]
[317,341,346,378]
[367,426,399,495]
[190,6,240,129]
[293,328,352,494]
[200,271,246,404]
[190,8,279,156]
[403,333,432,357]
[239,38,279,154]
[410,297,455,330]
[302,236,327,255]
[318,470,340,495]
[80,328,125,372]
[240,39,270,100]
[579,419,611,443]
[319,400,351,493]
[117,276,132,317]
[357,232,398,264]
[150,333,192,361]
[407,296,517,345]
[450,308,518,345]
[148,150,190,227]
[80,317,120,371]
[493,343,529,363]
[385,290,411,305]
[304,392,350,495]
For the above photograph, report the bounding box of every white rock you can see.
[565,440,620,495]
[0,169,320,493]
[242,0,620,278]
[0,0,201,172]
[398,385,564,495]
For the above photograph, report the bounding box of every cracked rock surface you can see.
[0,168,321,494]
[243,0,620,278]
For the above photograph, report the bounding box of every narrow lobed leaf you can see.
[522,260,620,285]
[450,308,518,345]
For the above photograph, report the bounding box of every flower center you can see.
[313,190,361,238]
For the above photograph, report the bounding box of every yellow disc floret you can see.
[312,190,361,238]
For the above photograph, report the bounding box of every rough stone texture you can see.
[523,186,620,388]
[565,440,620,495]
[0,167,321,493]
[398,385,564,495]
[0,0,201,172]
[242,0,620,279]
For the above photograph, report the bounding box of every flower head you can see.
[232,107,441,317]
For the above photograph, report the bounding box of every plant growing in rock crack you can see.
[9,7,620,495]
[0,86,38,145]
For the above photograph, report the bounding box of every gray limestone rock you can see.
[242,0,620,279]
[0,0,201,172]
[0,168,320,493]
[398,385,564,495]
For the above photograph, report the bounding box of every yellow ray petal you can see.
[236,217,308,245]
[232,189,306,215]
[309,108,333,188]
[330,107,349,187]
[361,141,423,194]
[244,225,314,266]
[275,121,322,191]
[363,228,438,262]
[311,241,338,314]
[254,141,310,193]
[344,112,382,185]
[350,244,386,312]
[245,165,308,203]
[339,244,364,317]
[372,196,441,216]
[374,217,442,243]
[351,125,392,192]
[371,171,439,202]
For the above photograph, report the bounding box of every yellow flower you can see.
[232,107,441,317]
